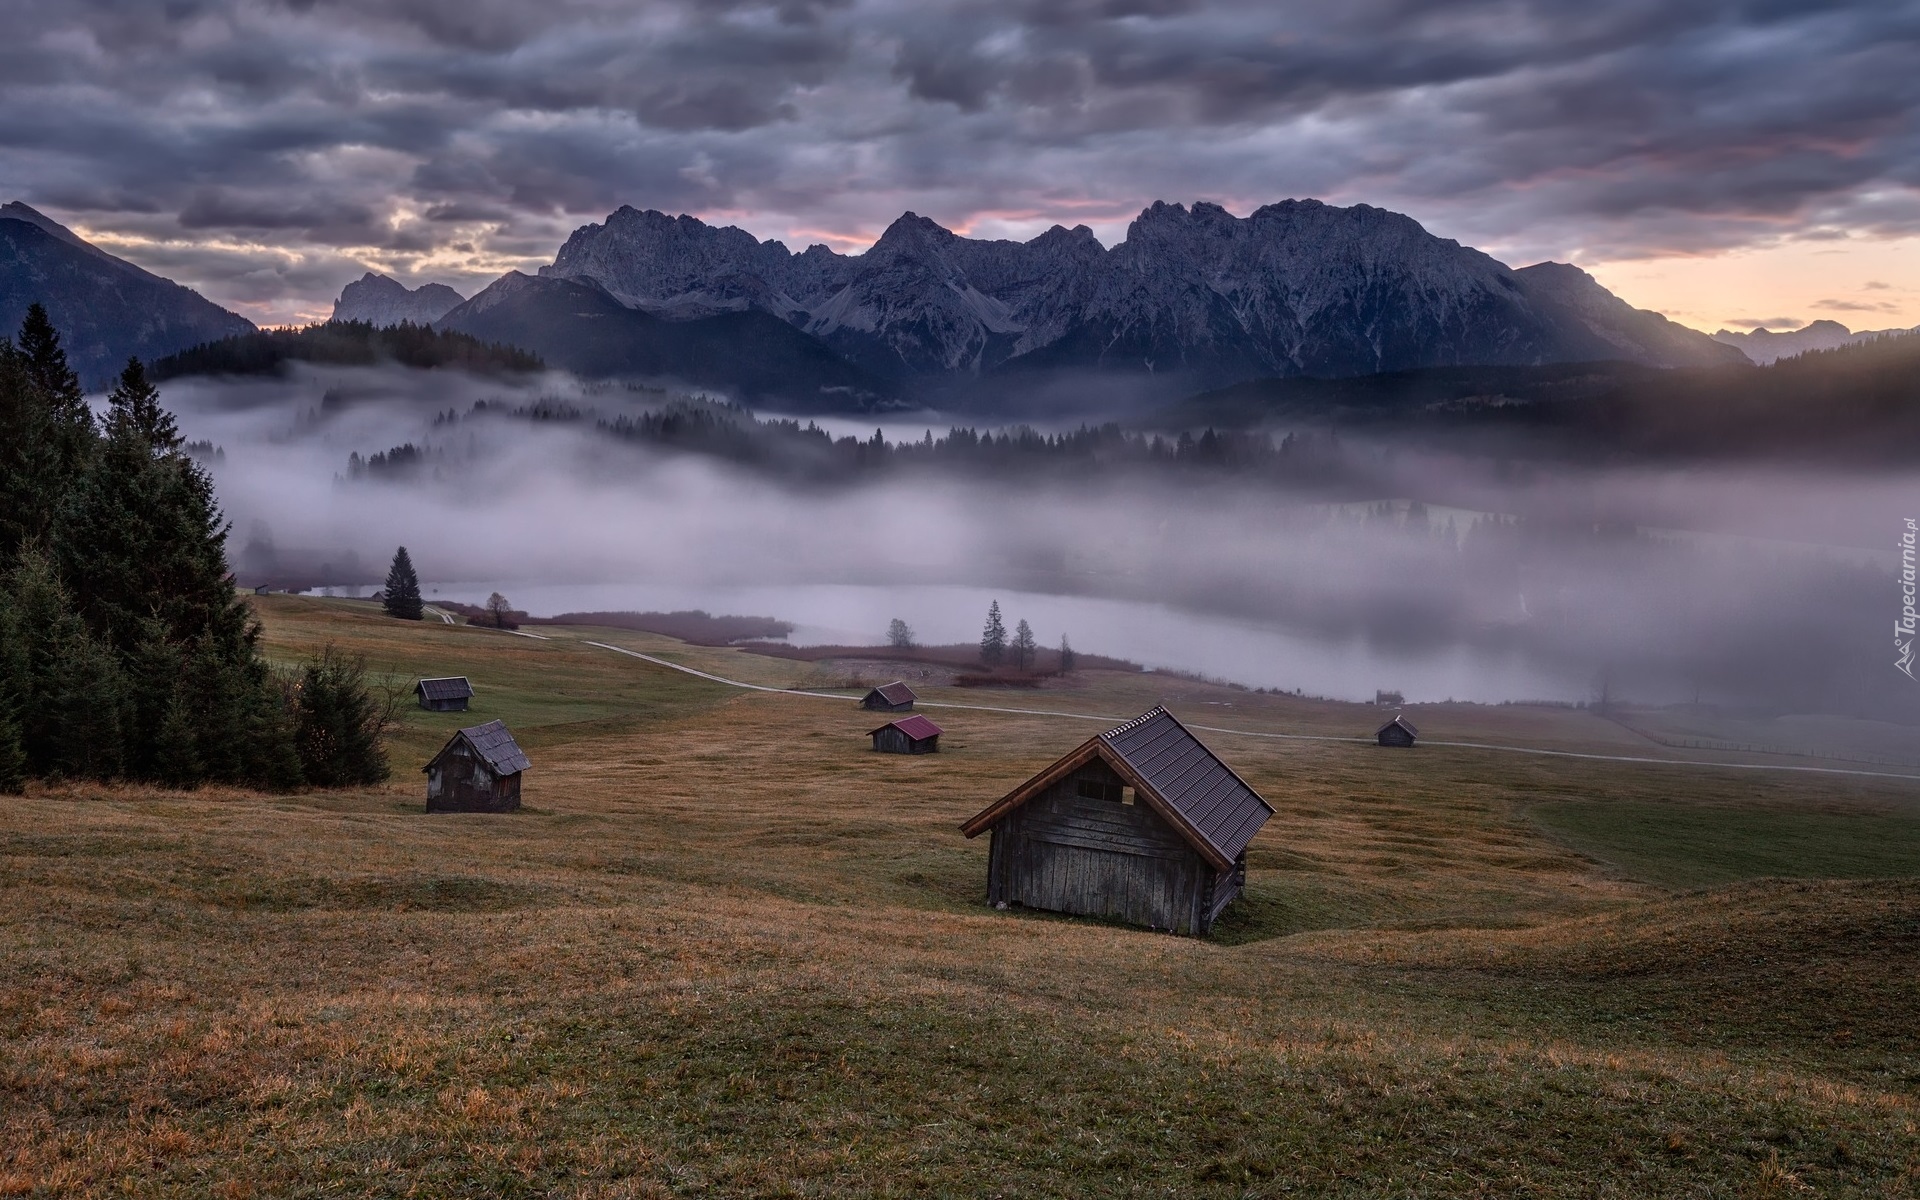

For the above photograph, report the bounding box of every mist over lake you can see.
[160,364,1920,720]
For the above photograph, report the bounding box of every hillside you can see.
[0,201,254,386]
[435,272,901,412]
[1161,332,1920,461]
[2,595,1917,1195]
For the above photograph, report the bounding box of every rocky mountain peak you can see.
[331,272,466,327]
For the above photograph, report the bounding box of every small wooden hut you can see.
[960,706,1272,937]
[415,676,474,712]
[1376,714,1418,747]
[871,714,942,754]
[859,681,918,712]
[424,720,529,813]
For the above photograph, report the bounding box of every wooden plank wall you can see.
[989,763,1209,934]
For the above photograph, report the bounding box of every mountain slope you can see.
[538,199,1741,398]
[0,201,255,386]
[331,272,465,327]
[436,273,898,412]
[1710,319,1919,365]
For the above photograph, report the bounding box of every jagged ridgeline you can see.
[152,320,542,380]
[0,305,391,792]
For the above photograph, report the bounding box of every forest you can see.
[0,306,389,791]
[153,319,543,380]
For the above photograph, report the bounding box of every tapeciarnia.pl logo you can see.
[1901,518,1917,680]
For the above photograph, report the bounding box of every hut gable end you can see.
[960,706,1274,872]
[424,719,528,813]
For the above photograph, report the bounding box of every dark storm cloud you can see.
[2,0,1916,320]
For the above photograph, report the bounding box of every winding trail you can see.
[583,641,1920,785]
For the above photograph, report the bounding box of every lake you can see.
[428,579,1586,704]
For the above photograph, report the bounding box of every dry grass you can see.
[1,595,1917,1196]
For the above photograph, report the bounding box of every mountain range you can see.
[3,194,1768,408]
[527,200,1745,405]
[0,202,253,386]
[1710,319,1919,365]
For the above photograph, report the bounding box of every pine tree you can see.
[1012,619,1036,669]
[17,303,82,411]
[16,303,93,480]
[980,600,1006,666]
[887,618,915,648]
[383,547,423,620]
[292,647,391,786]
[56,417,253,662]
[105,357,180,453]
[1058,635,1076,674]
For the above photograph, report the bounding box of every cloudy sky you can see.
[5,0,1918,329]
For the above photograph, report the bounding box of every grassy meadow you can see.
[3,594,1919,1196]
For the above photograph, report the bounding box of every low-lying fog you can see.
[155,365,1920,721]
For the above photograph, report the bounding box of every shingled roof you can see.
[871,714,942,740]
[960,706,1272,870]
[424,719,530,776]
[415,676,474,702]
[1377,714,1419,738]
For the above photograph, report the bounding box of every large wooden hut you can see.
[424,720,529,813]
[871,714,942,754]
[415,676,474,712]
[1376,714,1418,747]
[960,706,1272,936]
[859,681,918,712]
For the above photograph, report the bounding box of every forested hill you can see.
[1161,331,1920,462]
[153,320,542,380]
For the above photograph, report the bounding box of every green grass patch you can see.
[1530,800,1920,888]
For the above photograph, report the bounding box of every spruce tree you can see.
[383,547,423,620]
[292,647,390,786]
[105,357,180,452]
[980,600,1006,666]
[16,303,93,479]
[0,339,65,554]
[1058,635,1076,674]
[1012,619,1037,669]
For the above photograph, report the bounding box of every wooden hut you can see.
[424,720,529,813]
[415,676,474,712]
[1376,714,1418,747]
[871,714,942,754]
[859,681,918,712]
[960,706,1272,937]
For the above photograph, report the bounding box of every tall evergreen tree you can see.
[1058,635,1076,674]
[383,547,423,620]
[55,417,252,663]
[16,303,93,480]
[980,600,1006,666]
[1012,619,1037,669]
[105,357,180,452]
[17,303,82,410]
[0,340,64,554]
